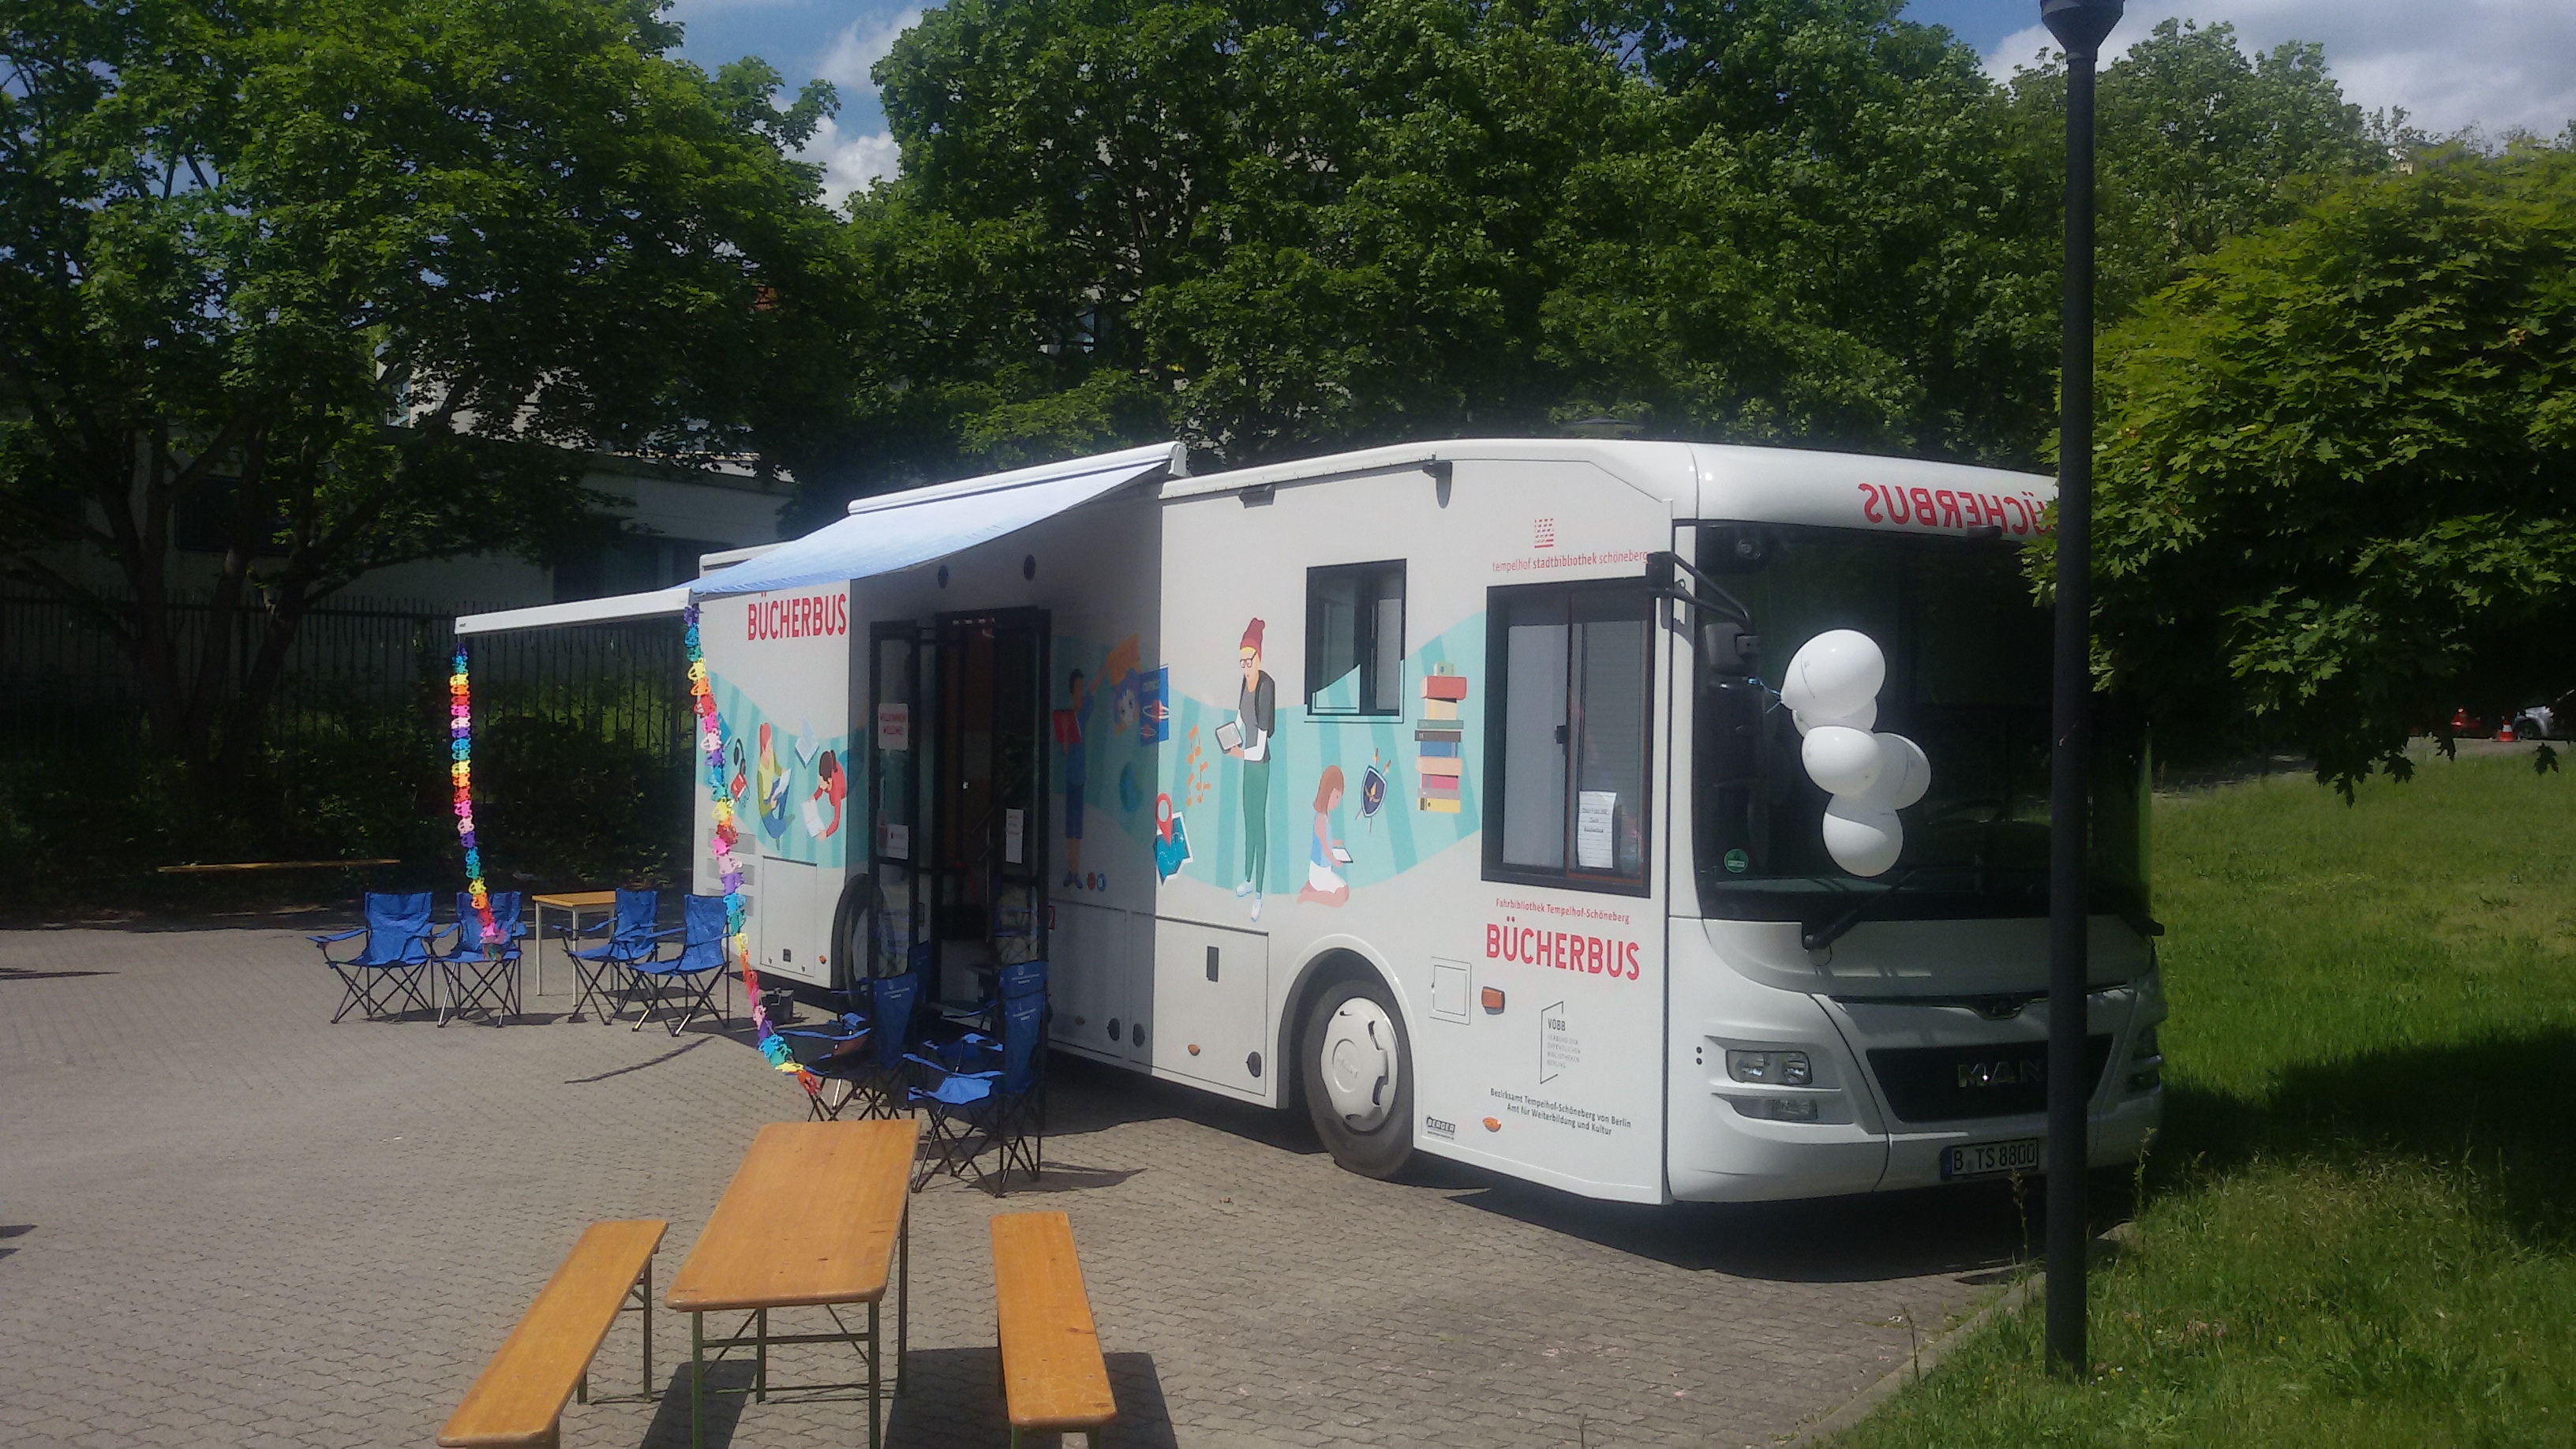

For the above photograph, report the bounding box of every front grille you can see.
[1866,1035,2114,1125]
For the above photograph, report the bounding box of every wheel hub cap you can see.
[1320,999,1397,1130]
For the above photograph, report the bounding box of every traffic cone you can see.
[2499,720,2518,743]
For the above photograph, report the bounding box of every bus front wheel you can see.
[1300,977,1414,1178]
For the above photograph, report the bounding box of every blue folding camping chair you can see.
[313,892,439,1023]
[560,889,667,1024]
[432,891,526,1028]
[788,969,922,1121]
[627,893,733,1035]
[907,988,1045,1193]
[929,958,1050,1117]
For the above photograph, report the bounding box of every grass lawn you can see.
[1833,749,2576,1448]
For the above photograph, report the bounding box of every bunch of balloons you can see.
[449,650,501,948]
[1782,631,1930,877]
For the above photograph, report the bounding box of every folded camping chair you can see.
[627,893,733,1036]
[561,889,667,1024]
[313,892,439,1023]
[930,959,1051,1125]
[793,971,922,1121]
[432,891,527,1028]
[906,988,1044,1193]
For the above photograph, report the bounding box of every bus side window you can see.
[1484,579,1652,893]
[1305,560,1406,716]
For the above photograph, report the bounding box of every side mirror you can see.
[1700,622,1759,676]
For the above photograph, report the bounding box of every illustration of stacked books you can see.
[1416,665,1468,813]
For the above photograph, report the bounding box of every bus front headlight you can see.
[1725,1049,1812,1087]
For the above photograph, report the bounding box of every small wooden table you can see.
[667,1119,919,1449]
[528,890,619,999]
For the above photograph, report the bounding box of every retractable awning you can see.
[689,442,1183,598]
[454,583,693,637]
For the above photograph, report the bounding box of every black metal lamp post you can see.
[2041,0,2121,1381]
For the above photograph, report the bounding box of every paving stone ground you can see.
[0,921,2031,1449]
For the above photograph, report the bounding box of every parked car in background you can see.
[2510,691,2572,741]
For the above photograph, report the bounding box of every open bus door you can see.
[929,609,1051,1010]
[866,623,926,983]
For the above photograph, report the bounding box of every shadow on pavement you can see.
[624,1346,1175,1448]
[1443,1176,2034,1283]
[879,1346,1178,1448]
[1039,1053,1324,1158]
[10,904,361,933]
[1035,1050,2034,1286]
[974,1162,1146,1196]
[637,1356,754,1447]
[563,1036,711,1084]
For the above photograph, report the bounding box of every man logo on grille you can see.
[1957,1059,2045,1089]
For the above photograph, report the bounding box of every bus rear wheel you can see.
[1300,977,1414,1178]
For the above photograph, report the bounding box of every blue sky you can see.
[666,1,2576,206]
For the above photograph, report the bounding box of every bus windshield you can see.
[1690,523,2148,928]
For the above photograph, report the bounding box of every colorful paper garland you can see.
[450,650,500,948]
[683,605,812,1085]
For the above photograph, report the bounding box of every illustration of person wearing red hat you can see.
[1221,617,1277,920]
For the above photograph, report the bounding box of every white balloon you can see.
[1822,798,1904,877]
[1787,630,1886,721]
[1793,699,1876,736]
[1875,732,1932,809]
[1802,725,1883,797]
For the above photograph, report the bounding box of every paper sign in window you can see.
[1005,807,1024,865]
[1576,791,1618,871]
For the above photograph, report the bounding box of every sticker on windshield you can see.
[1724,848,1749,874]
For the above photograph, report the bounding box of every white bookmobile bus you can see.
[459,438,2164,1204]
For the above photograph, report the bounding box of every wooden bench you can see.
[438,1219,667,1448]
[991,1211,1116,1447]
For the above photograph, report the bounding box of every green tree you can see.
[808,2,2401,517]
[824,0,2041,492]
[0,0,848,769]
[2006,18,2387,322]
[2085,146,2576,791]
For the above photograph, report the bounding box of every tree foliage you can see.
[2008,19,2390,320]
[2086,146,2576,792]
[0,0,849,767]
[782,0,2388,523]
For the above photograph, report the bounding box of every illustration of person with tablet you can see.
[1219,617,1275,920]
[1299,765,1351,907]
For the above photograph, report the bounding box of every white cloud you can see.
[802,116,902,211]
[1986,0,2576,139]
[818,9,923,94]
[784,9,919,209]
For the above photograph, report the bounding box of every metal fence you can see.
[0,589,691,759]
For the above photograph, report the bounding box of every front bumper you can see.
[1665,918,2166,1203]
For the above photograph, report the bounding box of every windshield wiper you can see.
[1800,867,1935,953]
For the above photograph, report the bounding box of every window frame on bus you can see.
[1480,578,1656,898]
[1303,559,1408,717]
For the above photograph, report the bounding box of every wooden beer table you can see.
[667,1119,919,1449]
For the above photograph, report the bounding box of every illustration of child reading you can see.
[1298,765,1351,907]
[1219,618,1275,921]
[756,723,791,841]
[803,751,846,838]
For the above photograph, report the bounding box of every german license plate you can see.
[1941,1137,2042,1181]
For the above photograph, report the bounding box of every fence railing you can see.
[0,589,691,760]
